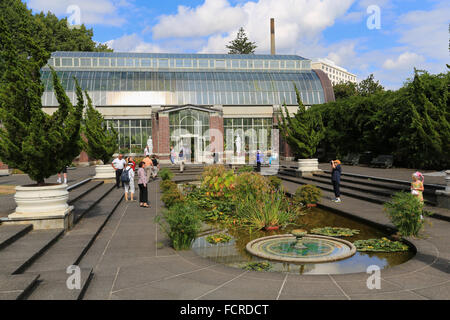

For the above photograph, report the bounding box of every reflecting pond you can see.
[192,207,415,275]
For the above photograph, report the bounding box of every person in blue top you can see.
[331,160,342,203]
[256,150,263,173]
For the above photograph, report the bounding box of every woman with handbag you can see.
[411,172,424,204]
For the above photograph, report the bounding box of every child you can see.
[411,171,424,204]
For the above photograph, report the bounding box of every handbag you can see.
[411,189,419,196]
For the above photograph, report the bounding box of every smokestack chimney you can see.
[270,18,276,55]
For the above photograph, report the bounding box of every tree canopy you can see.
[332,74,384,100]
[83,93,118,164]
[0,0,86,184]
[226,27,257,54]
[278,86,324,159]
[310,69,449,169]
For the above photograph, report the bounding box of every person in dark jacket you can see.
[331,160,342,203]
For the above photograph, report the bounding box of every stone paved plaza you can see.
[0,164,449,300]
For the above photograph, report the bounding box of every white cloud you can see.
[396,4,450,61]
[382,52,425,71]
[151,0,356,54]
[152,0,246,39]
[105,34,163,53]
[27,0,127,26]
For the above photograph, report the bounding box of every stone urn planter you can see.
[94,164,115,179]
[296,158,322,177]
[7,184,73,230]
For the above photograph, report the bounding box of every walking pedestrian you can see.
[123,162,135,202]
[331,160,342,203]
[112,154,126,188]
[57,166,68,184]
[138,161,149,208]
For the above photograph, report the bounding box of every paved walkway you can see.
[80,177,449,300]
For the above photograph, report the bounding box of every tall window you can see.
[223,118,273,151]
[106,119,152,154]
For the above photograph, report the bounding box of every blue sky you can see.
[25,0,449,89]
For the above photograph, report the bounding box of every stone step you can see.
[26,188,124,274]
[0,273,40,300]
[314,173,438,205]
[0,224,33,250]
[322,170,445,191]
[26,268,92,300]
[0,229,64,275]
[68,180,104,205]
[72,183,116,224]
[278,174,391,205]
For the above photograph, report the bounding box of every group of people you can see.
[330,160,425,205]
[112,153,160,208]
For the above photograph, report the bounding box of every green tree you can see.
[357,73,384,96]
[35,11,113,53]
[0,2,84,185]
[333,81,358,100]
[226,27,257,54]
[278,86,324,159]
[83,93,118,164]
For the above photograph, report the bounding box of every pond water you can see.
[191,207,415,275]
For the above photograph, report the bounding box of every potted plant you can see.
[294,185,322,207]
[277,86,324,177]
[0,20,84,230]
[83,93,118,179]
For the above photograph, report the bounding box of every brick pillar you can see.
[209,113,224,163]
[157,113,170,162]
[273,104,294,161]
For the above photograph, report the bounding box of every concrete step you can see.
[0,224,33,250]
[72,183,116,224]
[26,187,123,274]
[0,273,40,300]
[315,172,438,205]
[278,174,391,205]
[0,229,64,275]
[68,180,104,205]
[26,268,92,300]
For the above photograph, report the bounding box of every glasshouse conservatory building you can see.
[40,51,335,164]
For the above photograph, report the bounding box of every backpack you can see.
[179,150,183,157]
[120,168,130,183]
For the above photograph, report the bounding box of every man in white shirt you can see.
[112,154,126,188]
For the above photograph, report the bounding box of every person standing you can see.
[256,150,262,172]
[138,162,149,208]
[170,146,176,165]
[57,166,68,184]
[123,162,135,202]
[143,154,152,183]
[112,154,126,189]
[150,155,160,179]
[144,145,151,157]
[331,160,342,203]
[179,146,185,173]
[128,156,136,171]
[411,172,425,204]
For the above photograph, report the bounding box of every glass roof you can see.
[51,51,307,60]
[41,69,325,106]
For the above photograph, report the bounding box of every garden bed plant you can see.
[353,238,409,252]
[243,262,272,272]
[206,233,232,245]
[310,227,360,237]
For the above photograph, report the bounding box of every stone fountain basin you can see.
[246,234,357,264]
